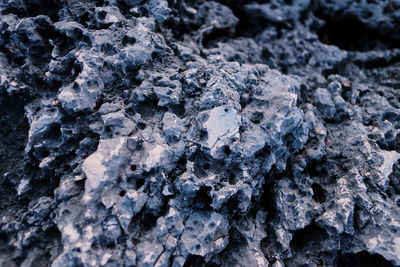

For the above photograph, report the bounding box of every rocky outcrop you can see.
[0,0,399,266]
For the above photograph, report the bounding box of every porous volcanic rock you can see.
[0,0,400,266]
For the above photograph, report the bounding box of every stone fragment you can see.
[117,190,148,232]
[82,137,129,202]
[179,211,229,258]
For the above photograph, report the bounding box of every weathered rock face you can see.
[0,0,400,266]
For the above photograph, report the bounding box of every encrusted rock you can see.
[1,0,400,266]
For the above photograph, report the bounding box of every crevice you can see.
[183,254,206,267]
[285,223,330,266]
[135,97,159,119]
[290,223,328,250]
[202,28,232,48]
[311,183,326,203]
[317,17,400,52]
[337,251,394,267]
[193,186,212,209]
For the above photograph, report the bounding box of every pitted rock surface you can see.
[0,0,400,266]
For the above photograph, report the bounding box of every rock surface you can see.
[0,0,400,266]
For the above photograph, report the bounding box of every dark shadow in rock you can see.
[135,98,159,119]
[317,17,400,52]
[183,254,207,267]
[194,186,212,209]
[290,223,328,251]
[311,183,326,203]
[285,223,330,266]
[202,28,232,48]
[337,251,394,267]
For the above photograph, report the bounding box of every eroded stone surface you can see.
[0,0,400,266]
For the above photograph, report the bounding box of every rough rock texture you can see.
[0,0,400,266]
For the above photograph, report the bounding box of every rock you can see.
[162,112,186,144]
[25,100,63,157]
[199,104,241,158]
[1,0,400,266]
[102,216,121,244]
[316,0,400,40]
[148,0,171,24]
[259,25,348,76]
[58,51,105,113]
[24,197,53,225]
[117,190,148,232]
[93,6,125,29]
[243,0,311,24]
[137,71,182,107]
[195,2,239,44]
[314,88,336,120]
[101,110,136,137]
[179,210,229,259]
[82,137,129,202]
[2,15,54,65]
[136,241,164,267]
